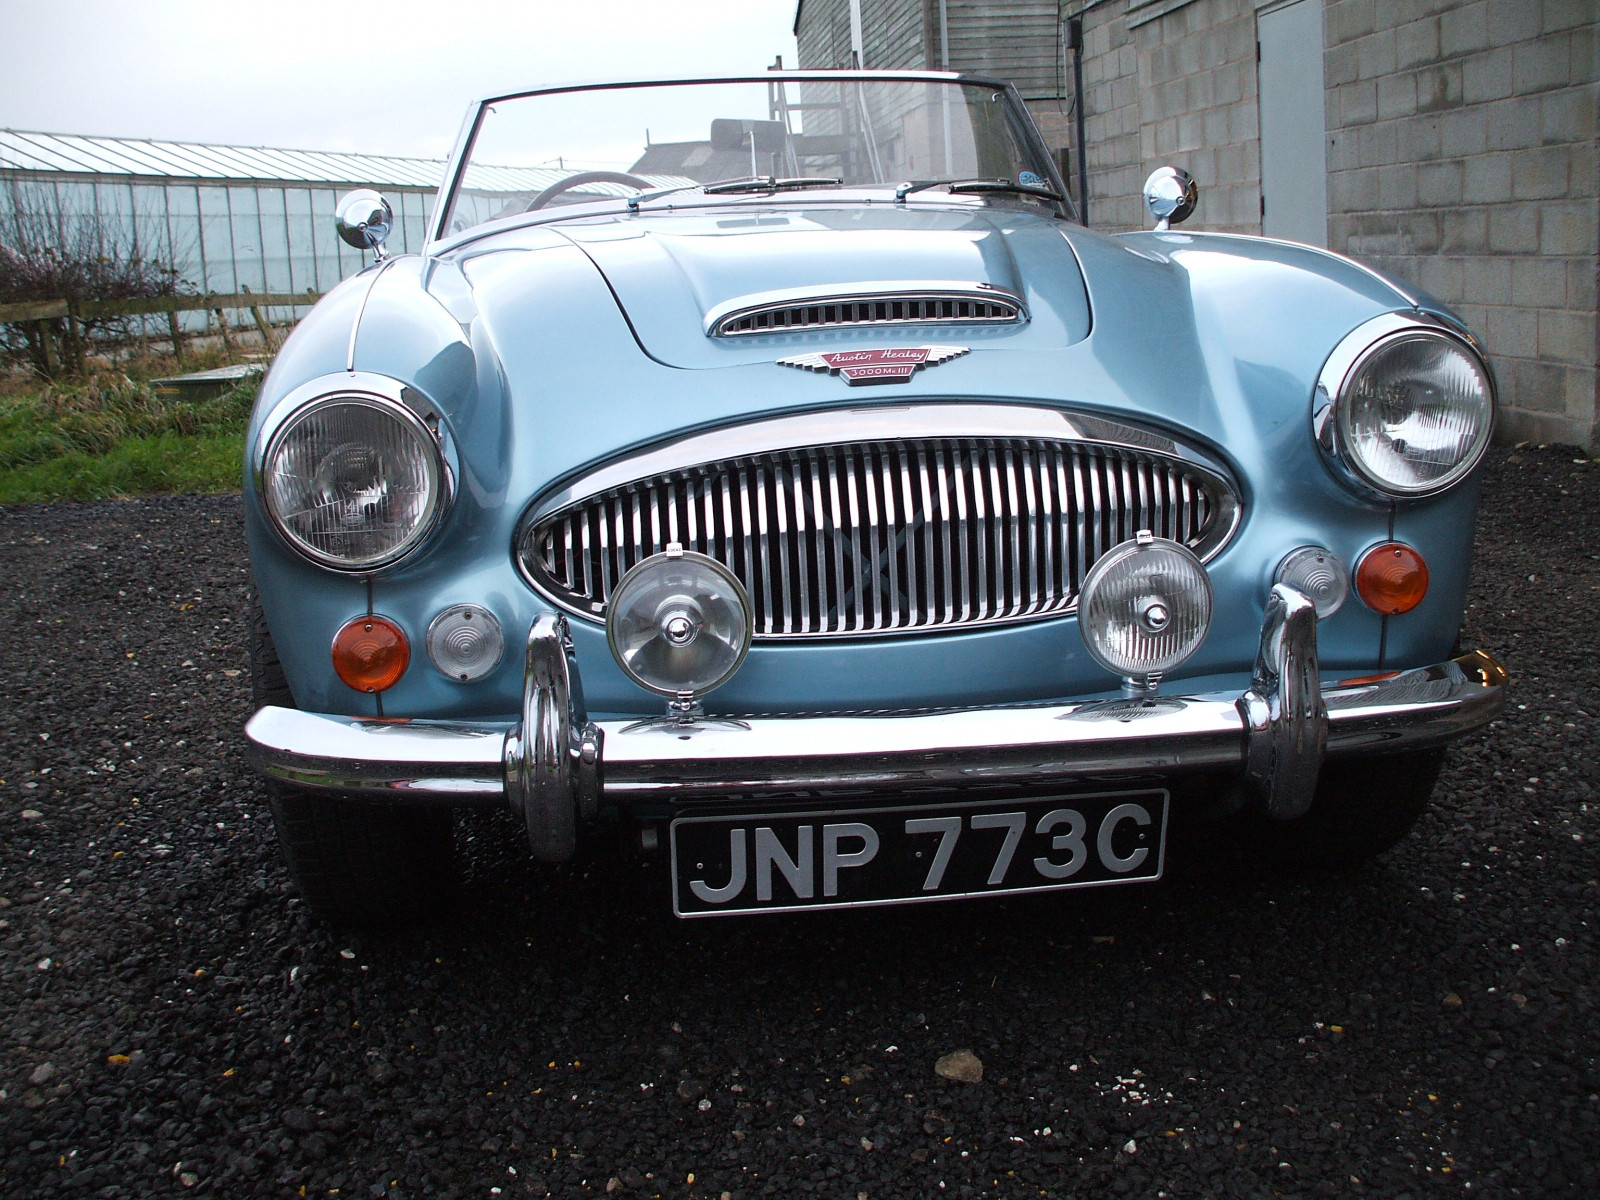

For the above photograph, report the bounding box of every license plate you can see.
[670,790,1167,917]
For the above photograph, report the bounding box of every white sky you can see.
[0,0,801,160]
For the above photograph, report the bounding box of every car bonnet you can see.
[462,204,1092,369]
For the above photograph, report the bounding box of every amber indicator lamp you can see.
[1355,542,1429,615]
[332,615,410,693]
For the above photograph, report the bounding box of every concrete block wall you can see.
[1324,0,1598,447]
[1074,0,1596,448]
[801,0,1598,446]
[1077,0,1264,233]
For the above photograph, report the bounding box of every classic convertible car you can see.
[242,72,1506,923]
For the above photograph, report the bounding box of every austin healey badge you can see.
[775,345,969,385]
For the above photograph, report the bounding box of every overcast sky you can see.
[0,0,801,160]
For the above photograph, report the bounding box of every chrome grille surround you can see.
[706,282,1025,337]
[517,405,1240,641]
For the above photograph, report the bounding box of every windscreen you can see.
[440,77,1059,237]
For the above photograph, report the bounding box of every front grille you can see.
[519,436,1237,640]
[713,292,1022,337]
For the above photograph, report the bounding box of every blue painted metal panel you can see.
[244,200,1490,722]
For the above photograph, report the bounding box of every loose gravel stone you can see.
[0,451,1598,1198]
[934,1049,984,1084]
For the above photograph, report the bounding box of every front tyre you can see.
[249,591,456,926]
[1254,748,1445,870]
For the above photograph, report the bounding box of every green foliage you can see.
[0,372,250,502]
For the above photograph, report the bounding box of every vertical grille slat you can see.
[522,436,1235,640]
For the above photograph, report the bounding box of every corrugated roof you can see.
[0,129,451,188]
[0,129,684,196]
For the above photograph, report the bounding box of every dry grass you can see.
[0,357,258,503]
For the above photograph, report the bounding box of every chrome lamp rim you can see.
[1313,312,1497,500]
[259,384,450,573]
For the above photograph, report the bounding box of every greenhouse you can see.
[0,128,678,332]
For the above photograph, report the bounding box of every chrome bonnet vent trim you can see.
[517,405,1241,641]
[706,281,1025,337]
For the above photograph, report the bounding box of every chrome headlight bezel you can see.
[1313,312,1496,499]
[255,372,452,573]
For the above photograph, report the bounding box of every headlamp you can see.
[1318,319,1494,498]
[263,393,443,569]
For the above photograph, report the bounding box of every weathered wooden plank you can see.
[74,291,322,319]
[0,299,69,322]
[38,320,58,375]
[244,287,278,353]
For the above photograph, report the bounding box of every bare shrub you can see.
[0,179,189,378]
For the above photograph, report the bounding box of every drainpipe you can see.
[939,0,953,172]
[1069,15,1088,225]
[849,0,864,67]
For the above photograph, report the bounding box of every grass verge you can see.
[0,369,252,503]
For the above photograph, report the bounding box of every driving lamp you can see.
[263,395,441,569]
[1333,332,1493,496]
[1078,531,1212,689]
[606,545,752,712]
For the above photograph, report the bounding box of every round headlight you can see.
[1332,331,1493,496]
[426,604,505,682]
[1078,533,1212,680]
[607,548,751,698]
[263,395,442,569]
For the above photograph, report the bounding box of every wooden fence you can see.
[0,287,324,374]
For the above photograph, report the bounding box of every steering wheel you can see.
[524,170,654,211]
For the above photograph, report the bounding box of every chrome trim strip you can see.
[475,70,1015,109]
[524,404,1238,534]
[243,650,1506,807]
[345,255,401,372]
[705,281,1027,337]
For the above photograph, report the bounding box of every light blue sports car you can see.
[242,72,1506,923]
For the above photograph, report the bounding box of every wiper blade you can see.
[702,175,845,194]
[896,177,1064,203]
[627,183,703,211]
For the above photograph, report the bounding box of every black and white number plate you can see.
[670,790,1167,917]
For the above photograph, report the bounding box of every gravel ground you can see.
[1,446,1596,1200]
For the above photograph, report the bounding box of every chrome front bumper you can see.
[244,585,1507,862]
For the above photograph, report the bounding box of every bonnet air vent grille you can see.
[712,291,1024,337]
[519,436,1237,641]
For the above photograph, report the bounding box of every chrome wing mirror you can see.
[335,189,394,261]
[1142,167,1197,231]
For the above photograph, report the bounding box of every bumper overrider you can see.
[244,585,1506,862]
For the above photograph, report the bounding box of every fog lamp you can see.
[1355,542,1429,615]
[331,614,409,693]
[426,604,504,682]
[1078,531,1212,688]
[607,545,751,708]
[1274,546,1349,619]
